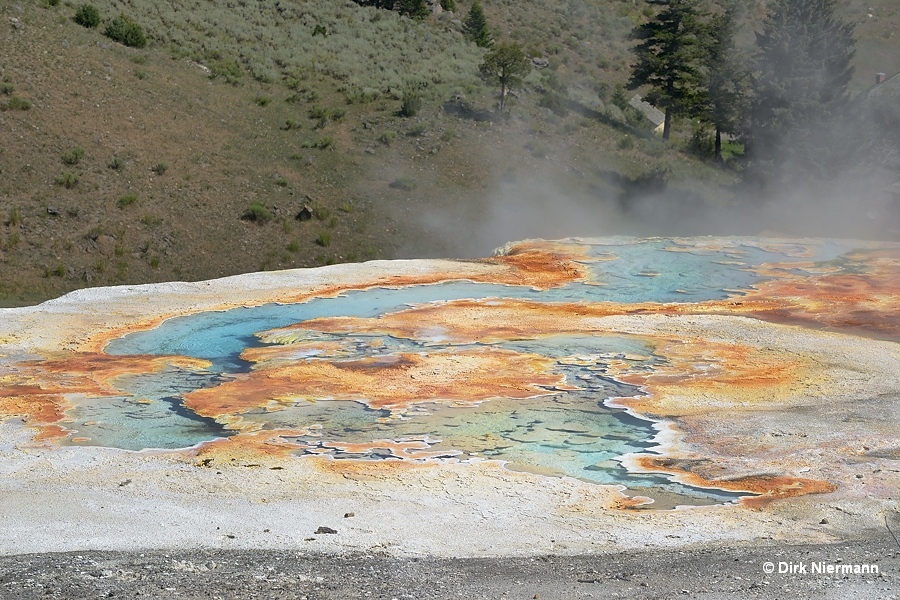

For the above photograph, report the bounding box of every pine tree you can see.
[745,0,855,188]
[479,42,530,110]
[463,2,492,48]
[699,1,748,162]
[627,0,708,140]
[399,0,429,20]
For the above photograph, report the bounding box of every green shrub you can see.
[301,136,332,149]
[316,231,331,247]
[104,14,147,48]
[287,240,300,253]
[209,59,241,84]
[308,106,328,120]
[330,107,346,121]
[62,146,85,165]
[440,0,456,11]
[151,162,168,175]
[118,194,138,208]
[399,91,422,117]
[390,176,418,191]
[44,263,66,278]
[0,82,13,96]
[108,156,125,170]
[378,130,396,145]
[686,125,715,159]
[4,96,31,111]
[407,121,428,136]
[539,92,568,116]
[56,172,79,188]
[313,205,331,220]
[242,202,272,223]
[149,256,160,268]
[7,207,22,227]
[254,95,272,107]
[617,135,634,150]
[134,69,147,80]
[74,4,100,28]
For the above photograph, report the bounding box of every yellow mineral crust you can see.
[182,347,573,420]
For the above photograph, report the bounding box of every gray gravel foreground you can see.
[0,536,897,600]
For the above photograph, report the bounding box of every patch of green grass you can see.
[287,239,300,252]
[108,156,125,170]
[44,263,66,278]
[0,82,13,96]
[6,207,22,227]
[316,231,331,247]
[151,162,168,176]
[254,95,272,107]
[118,193,138,208]
[56,172,79,189]
[721,140,745,161]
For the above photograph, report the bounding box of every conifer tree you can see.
[627,0,707,140]
[699,1,748,162]
[464,2,492,48]
[745,0,855,188]
[479,42,530,110]
[399,0,429,20]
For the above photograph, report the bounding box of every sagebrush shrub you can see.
[243,202,272,223]
[62,147,85,165]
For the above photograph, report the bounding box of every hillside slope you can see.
[1,0,898,306]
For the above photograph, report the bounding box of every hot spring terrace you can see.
[0,237,898,555]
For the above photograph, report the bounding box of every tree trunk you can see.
[715,125,722,163]
[662,108,672,140]
[499,80,507,111]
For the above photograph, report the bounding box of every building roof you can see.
[628,94,665,127]
[867,72,900,101]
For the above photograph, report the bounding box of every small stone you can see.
[365,147,375,155]
[820,518,828,524]
[47,207,60,216]
[344,512,355,518]
[314,526,337,534]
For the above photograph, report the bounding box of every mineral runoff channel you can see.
[0,236,899,557]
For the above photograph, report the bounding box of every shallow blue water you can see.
[82,238,854,505]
